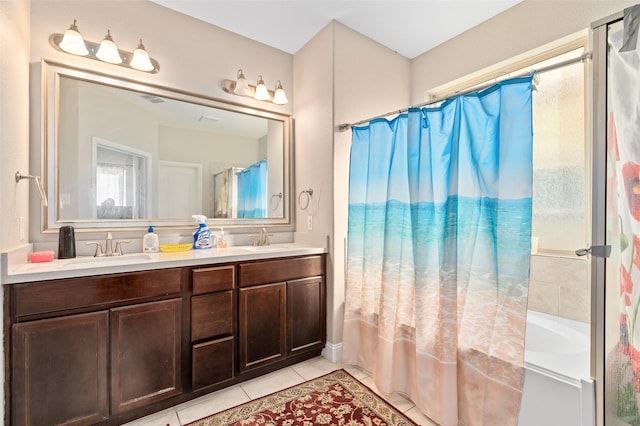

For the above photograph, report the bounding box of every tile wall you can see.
[528,254,590,323]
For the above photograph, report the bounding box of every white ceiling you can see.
[151,0,523,59]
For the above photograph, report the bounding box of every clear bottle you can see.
[143,226,159,253]
[217,227,227,248]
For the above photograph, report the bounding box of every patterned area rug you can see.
[185,369,418,426]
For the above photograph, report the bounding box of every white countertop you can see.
[1,243,327,284]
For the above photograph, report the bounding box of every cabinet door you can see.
[287,276,326,354]
[12,311,109,426]
[239,282,286,371]
[192,337,234,390]
[110,299,182,414]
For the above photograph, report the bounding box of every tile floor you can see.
[123,356,439,426]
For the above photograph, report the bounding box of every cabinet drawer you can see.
[191,292,234,342]
[13,268,182,319]
[192,337,234,390]
[193,265,234,295]
[239,255,324,287]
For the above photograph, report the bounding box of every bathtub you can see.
[518,310,593,426]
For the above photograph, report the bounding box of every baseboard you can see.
[321,341,343,363]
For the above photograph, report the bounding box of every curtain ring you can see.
[270,192,283,211]
[298,188,313,210]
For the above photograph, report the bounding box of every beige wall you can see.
[0,1,30,422]
[1,0,30,253]
[411,0,637,103]
[293,21,410,349]
[293,22,336,344]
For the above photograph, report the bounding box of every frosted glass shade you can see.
[234,69,252,96]
[59,21,88,56]
[272,81,288,105]
[130,40,154,71]
[254,75,270,101]
[96,31,122,64]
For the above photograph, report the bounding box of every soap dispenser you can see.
[143,226,159,253]
[217,227,227,248]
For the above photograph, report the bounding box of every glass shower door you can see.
[595,10,640,426]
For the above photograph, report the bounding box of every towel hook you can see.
[298,188,313,210]
[15,171,48,207]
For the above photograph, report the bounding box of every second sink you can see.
[65,253,153,267]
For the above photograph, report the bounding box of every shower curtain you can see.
[237,159,267,218]
[342,77,533,426]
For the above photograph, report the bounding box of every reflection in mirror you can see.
[43,61,291,231]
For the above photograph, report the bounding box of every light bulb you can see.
[254,75,270,101]
[130,39,154,71]
[272,80,288,105]
[234,69,252,96]
[58,19,88,56]
[96,30,122,64]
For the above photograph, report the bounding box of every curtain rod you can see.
[337,51,592,132]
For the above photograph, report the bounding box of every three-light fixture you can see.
[51,20,159,73]
[221,69,288,105]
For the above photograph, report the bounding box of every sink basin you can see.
[241,245,291,252]
[64,253,153,267]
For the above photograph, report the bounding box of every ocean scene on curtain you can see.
[605,14,640,424]
[342,77,533,426]
[236,159,267,218]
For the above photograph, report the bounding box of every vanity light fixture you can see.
[130,39,155,72]
[96,30,122,64]
[221,69,289,105]
[272,80,288,105]
[254,75,270,101]
[50,20,160,73]
[233,69,252,96]
[58,20,89,56]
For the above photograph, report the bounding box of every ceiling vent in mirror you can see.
[140,94,166,104]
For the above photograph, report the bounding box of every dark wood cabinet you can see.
[9,268,183,425]
[287,276,325,355]
[12,311,109,426]
[110,299,183,414]
[239,282,287,371]
[238,255,326,373]
[190,265,235,391]
[6,254,325,425]
[192,337,234,389]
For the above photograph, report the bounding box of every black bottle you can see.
[58,225,76,259]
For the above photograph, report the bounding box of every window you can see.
[530,50,586,253]
[93,137,150,219]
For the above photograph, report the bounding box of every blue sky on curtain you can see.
[342,77,533,426]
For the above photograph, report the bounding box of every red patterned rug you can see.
[185,369,418,426]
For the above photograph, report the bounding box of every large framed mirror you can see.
[40,60,292,232]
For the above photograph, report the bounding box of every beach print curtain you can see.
[604,7,640,423]
[237,159,267,218]
[342,77,533,426]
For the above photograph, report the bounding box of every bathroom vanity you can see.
[3,245,326,425]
